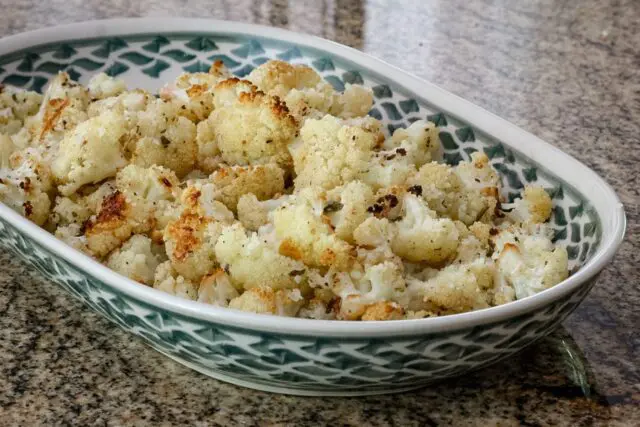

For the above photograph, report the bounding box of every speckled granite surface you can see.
[0,0,638,425]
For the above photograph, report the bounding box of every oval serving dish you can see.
[0,18,626,396]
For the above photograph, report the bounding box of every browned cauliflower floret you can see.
[84,165,181,257]
[273,189,355,270]
[106,234,165,285]
[248,60,373,121]
[206,163,285,212]
[228,285,304,317]
[127,99,197,177]
[292,115,383,191]
[215,222,306,290]
[51,180,116,228]
[361,301,405,321]
[503,185,553,225]
[160,61,231,122]
[54,223,92,255]
[0,85,42,135]
[87,73,126,101]
[204,78,298,170]
[0,147,53,225]
[51,111,127,196]
[162,182,234,282]
[198,268,239,306]
[153,260,198,300]
[29,73,89,153]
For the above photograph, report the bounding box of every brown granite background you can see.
[0,0,638,425]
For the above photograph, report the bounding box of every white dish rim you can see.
[0,18,626,338]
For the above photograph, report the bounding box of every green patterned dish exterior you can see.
[0,19,624,396]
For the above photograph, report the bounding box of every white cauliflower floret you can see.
[195,119,223,173]
[198,268,239,306]
[54,223,91,255]
[215,223,306,290]
[407,259,494,314]
[324,181,375,243]
[491,225,568,301]
[205,78,298,170]
[51,179,115,228]
[128,99,197,178]
[0,86,42,135]
[273,190,355,270]
[390,194,459,265]
[331,84,374,119]
[292,115,383,191]
[0,147,53,225]
[454,152,500,190]
[503,185,553,225]
[51,111,127,196]
[228,285,304,317]
[87,89,152,119]
[153,261,198,300]
[206,163,285,212]
[160,61,231,122]
[87,73,126,100]
[332,261,408,320]
[362,120,440,189]
[237,193,291,231]
[106,234,165,285]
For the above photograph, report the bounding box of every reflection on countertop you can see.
[0,0,638,425]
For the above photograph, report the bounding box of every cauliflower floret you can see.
[491,224,568,301]
[361,119,440,189]
[215,222,306,290]
[87,73,126,101]
[503,185,553,225]
[0,85,42,135]
[106,234,165,284]
[160,61,231,122]
[163,212,227,282]
[205,78,298,170]
[206,163,285,212]
[87,89,153,119]
[407,259,493,314]
[330,84,374,119]
[324,181,375,243]
[153,261,198,300]
[228,285,304,317]
[51,111,127,196]
[0,147,53,225]
[455,152,500,190]
[390,194,459,265]
[361,301,405,321]
[292,115,383,191]
[198,268,239,306]
[249,61,373,120]
[128,99,197,178]
[273,190,355,270]
[30,73,89,153]
[237,193,291,231]
[407,161,493,225]
[195,119,224,173]
[54,223,92,255]
[83,165,181,257]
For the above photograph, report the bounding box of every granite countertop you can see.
[0,0,638,425]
